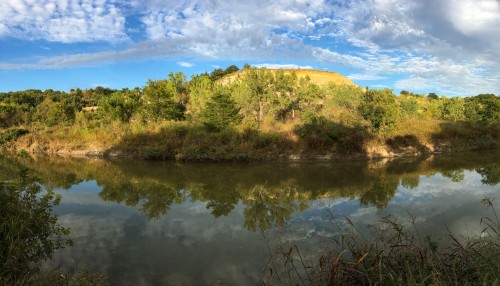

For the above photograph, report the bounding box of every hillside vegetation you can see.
[0,65,499,160]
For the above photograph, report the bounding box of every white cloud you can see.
[0,0,128,42]
[446,0,500,36]
[0,0,500,95]
[253,63,313,70]
[305,0,500,94]
[139,0,332,57]
[314,46,500,95]
[0,42,184,69]
[177,61,194,68]
[395,77,429,91]
[348,73,386,81]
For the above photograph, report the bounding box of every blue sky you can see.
[1,0,499,96]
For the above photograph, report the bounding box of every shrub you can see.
[0,171,71,284]
[0,128,29,145]
[358,89,400,135]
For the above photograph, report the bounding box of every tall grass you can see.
[264,198,500,286]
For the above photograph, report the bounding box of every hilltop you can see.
[218,68,357,87]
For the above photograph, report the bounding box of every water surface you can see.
[1,152,499,285]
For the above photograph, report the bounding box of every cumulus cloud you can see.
[139,0,331,58]
[0,0,128,42]
[0,0,500,94]
[310,0,500,94]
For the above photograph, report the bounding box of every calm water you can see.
[1,152,500,285]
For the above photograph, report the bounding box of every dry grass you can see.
[220,69,357,87]
[392,118,442,142]
[264,199,500,286]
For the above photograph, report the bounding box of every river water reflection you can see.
[1,152,499,285]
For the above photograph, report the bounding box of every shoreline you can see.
[6,138,496,162]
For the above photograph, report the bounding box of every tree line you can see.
[0,65,499,139]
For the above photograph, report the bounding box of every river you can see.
[1,151,499,285]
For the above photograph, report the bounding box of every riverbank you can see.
[3,119,499,161]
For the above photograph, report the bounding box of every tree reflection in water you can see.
[477,164,500,185]
[0,151,499,234]
[242,185,309,232]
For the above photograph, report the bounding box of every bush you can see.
[440,97,465,121]
[358,89,400,135]
[0,128,29,145]
[98,90,141,123]
[0,171,72,284]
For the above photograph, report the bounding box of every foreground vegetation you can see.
[0,65,499,160]
[0,170,106,285]
[268,199,500,286]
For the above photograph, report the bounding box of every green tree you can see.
[39,94,80,126]
[464,94,500,124]
[201,87,242,131]
[296,76,322,115]
[440,97,465,121]
[478,94,500,124]
[427,92,439,100]
[271,70,298,120]
[98,89,141,122]
[208,65,240,82]
[209,68,226,82]
[236,68,275,128]
[399,95,419,118]
[167,72,188,104]
[224,65,239,74]
[187,75,213,122]
[142,79,185,121]
[358,89,400,134]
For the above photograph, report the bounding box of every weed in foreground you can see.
[263,198,500,286]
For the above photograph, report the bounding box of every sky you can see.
[0,0,499,96]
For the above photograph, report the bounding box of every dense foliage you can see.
[0,170,71,284]
[0,65,499,158]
